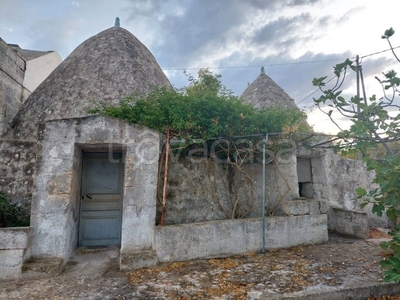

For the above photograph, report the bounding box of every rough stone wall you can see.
[240,70,298,110]
[299,147,390,228]
[0,139,36,210]
[0,39,30,136]
[159,150,299,225]
[30,115,161,263]
[313,149,373,208]
[10,27,172,140]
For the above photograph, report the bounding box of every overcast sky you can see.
[1,0,399,133]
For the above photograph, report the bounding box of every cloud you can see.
[124,0,328,70]
[3,26,14,32]
[251,13,317,50]
[245,0,321,9]
[2,0,393,123]
[121,0,345,99]
[338,7,365,23]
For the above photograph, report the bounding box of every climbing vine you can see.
[90,70,309,225]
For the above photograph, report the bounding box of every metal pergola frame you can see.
[172,131,339,253]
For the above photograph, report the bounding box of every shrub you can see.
[0,191,30,227]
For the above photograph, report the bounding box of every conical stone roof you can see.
[10,26,172,139]
[241,67,298,110]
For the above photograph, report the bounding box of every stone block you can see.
[120,250,157,271]
[21,257,64,275]
[266,215,328,248]
[329,207,369,239]
[318,199,330,214]
[0,249,24,280]
[121,205,156,250]
[0,227,32,250]
[282,200,310,216]
[30,212,72,259]
[0,227,32,280]
[308,200,320,215]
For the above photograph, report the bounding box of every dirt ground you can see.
[1,230,399,300]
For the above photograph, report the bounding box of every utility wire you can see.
[296,76,336,105]
[161,44,399,106]
[360,45,400,59]
[161,57,348,71]
[161,45,399,71]
[295,45,400,105]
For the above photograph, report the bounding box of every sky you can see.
[1,0,399,134]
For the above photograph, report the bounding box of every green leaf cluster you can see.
[313,28,400,282]
[380,252,400,282]
[0,191,30,227]
[90,70,309,141]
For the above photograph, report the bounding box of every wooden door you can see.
[79,152,123,247]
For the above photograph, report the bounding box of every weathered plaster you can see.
[0,227,32,280]
[155,215,328,263]
[30,115,161,264]
[328,206,369,239]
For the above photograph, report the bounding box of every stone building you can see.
[1,23,172,276]
[241,66,297,109]
[0,38,62,136]
[0,21,385,279]
[9,27,171,140]
[241,68,385,226]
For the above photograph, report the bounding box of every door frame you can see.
[78,151,125,247]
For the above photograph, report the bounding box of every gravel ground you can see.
[1,231,399,300]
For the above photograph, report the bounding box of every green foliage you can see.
[380,225,400,282]
[0,191,30,227]
[91,70,311,223]
[313,28,400,282]
[382,27,395,39]
[90,69,309,142]
[380,253,400,282]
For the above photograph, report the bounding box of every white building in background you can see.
[8,44,63,93]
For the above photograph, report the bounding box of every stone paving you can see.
[1,232,400,300]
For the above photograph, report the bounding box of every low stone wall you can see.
[298,147,390,228]
[0,139,37,210]
[0,227,32,280]
[282,199,329,216]
[328,206,369,239]
[155,215,328,262]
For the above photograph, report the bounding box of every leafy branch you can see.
[313,27,400,282]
